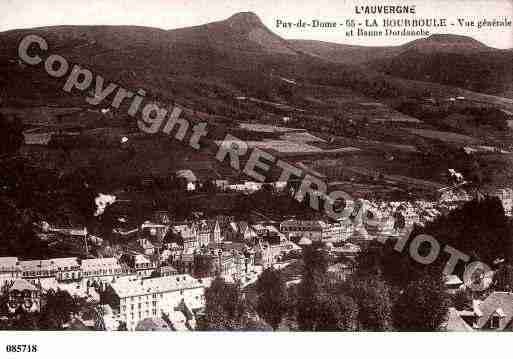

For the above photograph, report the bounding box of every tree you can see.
[296,275,324,330]
[200,277,246,330]
[418,197,513,275]
[256,268,288,330]
[393,273,450,331]
[494,263,513,292]
[314,295,343,331]
[453,288,472,311]
[296,245,354,331]
[11,307,39,330]
[0,113,23,157]
[349,276,393,331]
[39,289,79,329]
[338,295,359,331]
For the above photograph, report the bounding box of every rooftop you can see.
[19,257,79,271]
[110,274,203,298]
[476,292,513,330]
[81,258,120,269]
[0,257,19,271]
[135,317,171,331]
[10,278,38,292]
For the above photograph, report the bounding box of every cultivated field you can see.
[403,128,481,145]
[238,123,306,133]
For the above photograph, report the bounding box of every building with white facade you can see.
[81,257,127,284]
[18,257,82,284]
[0,257,22,288]
[110,274,205,331]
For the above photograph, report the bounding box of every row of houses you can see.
[116,214,380,259]
[1,270,206,332]
[0,256,130,288]
[279,219,354,242]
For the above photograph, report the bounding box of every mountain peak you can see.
[226,12,265,30]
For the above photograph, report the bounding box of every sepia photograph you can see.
[0,0,512,356]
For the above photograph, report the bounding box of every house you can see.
[173,253,195,275]
[65,317,94,331]
[81,258,126,284]
[321,221,353,243]
[229,221,258,243]
[192,248,249,280]
[196,220,222,246]
[330,243,361,259]
[19,259,57,283]
[494,188,513,217]
[7,278,41,313]
[254,240,281,269]
[159,265,179,277]
[153,210,172,224]
[168,220,222,251]
[444,308,474,332]
[252,224,287,244]
[210,179,228,191]
[280,220,325,241]
[52,257,82,281]
[112,227,139,239]
[365,216,394,242]
[227,181,263,193]
[444,275,464,294]
[48,225,87,238]
[327,262,355,282]
[297,237,312,248]
[140,221,169,243]
[109,274,205,331]
[475,292,513,330]
[0,257,22,287]
[348,224,374,249]
[176,169,198,191]
[120,253,156,278]
[170,223,199,252]
[268,241,302,263]
[17,257,82,283]
[133,237,158,256]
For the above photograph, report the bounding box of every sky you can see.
[1,0,512,48]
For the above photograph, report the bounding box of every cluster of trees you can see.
[275,243,451,331]
[416,196,512,277]
[196,277,270,331]
[295,247,361,330]
[202,195,510,332]
[0,289,82,330]
[199,243,449,331]
[0,113,23,157]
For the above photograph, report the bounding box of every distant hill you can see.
[369,35,513,96]
[0,12,323,108]
[1,12,512,200]
[291,35,512,97]
[401,34,490,53]
[0,13,512,110]
[289,39,401,65]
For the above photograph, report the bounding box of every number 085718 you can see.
[5,344,38,353]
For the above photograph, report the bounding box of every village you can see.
[1,178,512,331]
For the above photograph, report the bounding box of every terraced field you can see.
[403,128,481,145]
